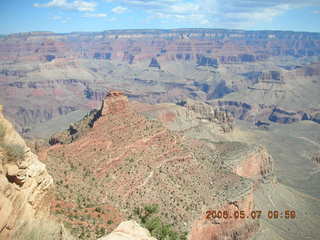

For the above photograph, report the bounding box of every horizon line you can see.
[2,27,320,36]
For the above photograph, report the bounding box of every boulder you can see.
[98,220,157,240]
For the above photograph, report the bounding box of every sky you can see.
[1,0,320,34]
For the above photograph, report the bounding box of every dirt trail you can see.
[296,137,320,147]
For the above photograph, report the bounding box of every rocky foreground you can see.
[0,105,74,239]
[98,221,157,240]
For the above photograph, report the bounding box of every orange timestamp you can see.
[206,210,296,220]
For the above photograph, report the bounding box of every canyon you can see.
[0,28,319,240]
[37,91,276,239]
[0,29,320,134]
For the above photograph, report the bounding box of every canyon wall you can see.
[1,29,320,132]
[189,191,258,240]
[0,105,71,239]
[131,99,234,134]
[1,29,320,64]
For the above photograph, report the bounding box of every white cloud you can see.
[314,10,320,14]
[83,13,107,18]
[51,15,63,20]
[102,0,320,27]
[169,3,200,14]
[224,4,290,22]
[111,6,128,14]
[34,0,97,12]
[50,15,71,23]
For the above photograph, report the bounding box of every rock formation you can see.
[0,105,66,239]
[243,71,284,83]
[1,29,320,63]
[189,192,259,240]
[216,142,274,182]
[312,152,320,166]
[1,29,320,132]
[185,100,234,133]
[149,58,161,69]
[100,91,130,116]
[98,221,157,240]
[39,91,277,239]
[131,99,234,134]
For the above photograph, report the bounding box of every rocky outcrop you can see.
[289,62,320,77]
[207,81,234,99]
[190,191,259,240]
[132,99,234,134]
[312,152,320,166]
[217,142,274,182]
[98,221,157,240]
[84,87,106,101]
[196,55,218,67]
[40,91,260,239]
[0,105,56,239]
[94,52,112,60]
[48,109,100,145]
[232,146,274,182]
[100,91,130,116]
[48,91,129,145]
[211,101,320,125]
[269,108,301,124]
[185,100,234,133]
[149,57,161,69]
[243,71,284,84]
[213,101,253,121]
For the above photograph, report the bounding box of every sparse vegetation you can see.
[125,157,135,163]
[176,100,187,107]
[1,143,25,163]
[134,204,187,240]
[0,122,5,140]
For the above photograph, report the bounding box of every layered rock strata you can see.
[216,142,274,182]
[0,105,55,239]
[41,91,266,240]
[1,29,320,63]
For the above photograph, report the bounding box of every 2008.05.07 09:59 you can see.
[206,210,296,220]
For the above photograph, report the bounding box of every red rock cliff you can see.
[100,91,129,116]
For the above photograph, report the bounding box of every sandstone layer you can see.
[0,105,69,239]
[131,99,234,134]
[1,29,320,63]
[0,29,320,134]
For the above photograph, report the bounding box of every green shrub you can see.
[95,207,103,213]
[176,100,187,107]
[144,216,162,232]
[134,204,185,240]
[144,204,159,215]
[1,143,25,163]
[95,227,106,238]
[0,123,5,140]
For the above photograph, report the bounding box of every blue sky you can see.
[1,0,320,34]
